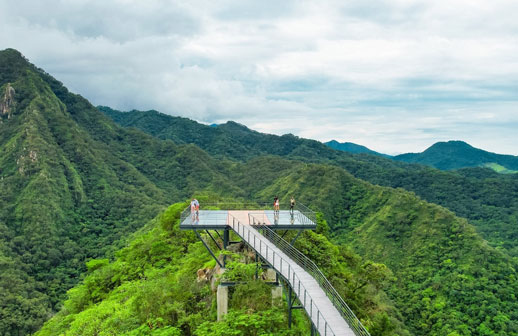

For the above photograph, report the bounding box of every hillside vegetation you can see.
[393,140,518,171]
[2,48,518,335]
[104,107,518,257]
[36,202,410,336]
[0,49,237,334]
[243,162,518,335]
[325,140,391,158]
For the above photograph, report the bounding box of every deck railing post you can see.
[325,321,327,336]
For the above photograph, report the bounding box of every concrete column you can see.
[265,268,283,305]
[217,285,228,321]
[272,285,283,305]
[265,268,276,281]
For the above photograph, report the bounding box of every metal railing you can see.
[229,214,338,336]
[179,201,317,227]
[180,205,192,225]
[249,216,371,336]
[295,202,317,225]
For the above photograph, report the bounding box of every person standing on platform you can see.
[191,198,200,221]
[194,198,200,219]
[273,196,280,213]
[290,196,295,214]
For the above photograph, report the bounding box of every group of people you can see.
[273,196,296,213]
[189,196,296,224]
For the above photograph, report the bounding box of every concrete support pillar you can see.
[265,268,276,281]
[217,285,228,321]
[272,285,283,305]
[265,268,283,305]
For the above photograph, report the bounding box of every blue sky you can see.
[1,0,517,155]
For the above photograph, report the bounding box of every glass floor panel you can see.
[180,210,316,230]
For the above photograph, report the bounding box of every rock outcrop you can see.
[0,83,15,119]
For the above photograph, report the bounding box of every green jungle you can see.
[1,48,518,335]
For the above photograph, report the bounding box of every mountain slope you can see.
[103,108,518,257]
[4,49,518,335]
[250,162,518,336]
[325,140,391,158]
[36,202,411,336]
[0,49,239,334]
[394,140,518,171]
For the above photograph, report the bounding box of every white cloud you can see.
[1,0,517,154]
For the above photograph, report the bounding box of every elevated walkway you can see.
[230,214,355,336]
[180,202,370,336]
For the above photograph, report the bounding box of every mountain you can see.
[0,48,407,335]
[100,106,323,161]
[37,159,518,336]
[35,201,411,336]
[103,108,518,257]
[252,162,518,336]
[0,49,238,334]
[394,140,518,172]
[4,49,518,335]
[325,140,391,158]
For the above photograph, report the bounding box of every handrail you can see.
[228,214,338,336]
[179,201,317,227]
[295,202,317,225]
[249,216,371,336]
[180,205,192,225]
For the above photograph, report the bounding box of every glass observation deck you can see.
[179,202,317,230]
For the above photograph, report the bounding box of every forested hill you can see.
[0,48,238,334]
[103,107,518,257]
[35,202,412,336]
[4,48,518,335]
[393,140,518,172]
[101,105,328,161]
[325,140,391,158]
[249,162,518,335]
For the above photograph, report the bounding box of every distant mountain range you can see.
[393,140,518,172]
[326,139,518,173]
[324,140,391,158]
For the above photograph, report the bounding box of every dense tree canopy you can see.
[2,48,518,335]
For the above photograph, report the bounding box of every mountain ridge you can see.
[394,140,518,171]
[102,107,518,257]
[0,48,241,334]
[325,140,392,158]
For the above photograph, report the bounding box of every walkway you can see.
[228,213,355,336]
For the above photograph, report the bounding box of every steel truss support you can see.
[194,230,223,268]
[205,230,222,250]
[290,229,304,245]
[287,286,304,328]
[222,227,232,266]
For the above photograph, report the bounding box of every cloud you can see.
[1,0,517,155]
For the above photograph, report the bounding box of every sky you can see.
[1,0,517,155]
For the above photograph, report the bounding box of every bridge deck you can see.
[180,209,316,230]
[229,214,355,336]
